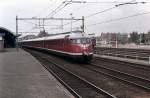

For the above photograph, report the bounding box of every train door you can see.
[64,38,67,51]
[64,37,70,52]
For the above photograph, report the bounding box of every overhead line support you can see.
[17,17,82,21]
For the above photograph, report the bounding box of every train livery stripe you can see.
[23,45,93,56]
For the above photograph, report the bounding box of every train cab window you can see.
[70,39,77,44]
[70,39,80,44]
[81,38,91,44]
[76,39,81,44]
[81,39,87,44]
[70,38,91,44]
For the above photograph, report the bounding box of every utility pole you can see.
[82,16,85,33]
[70,13,73,32]
[116,33,118,48]
[61,20,64,33]
[140,33,142,45]
[16,16,19,51]
[42,19,45,31]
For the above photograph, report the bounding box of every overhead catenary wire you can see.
[45,0,130,18]
[22,20,39,26]
[46,3,64,17]
[62,0,149,4]
[73,0,149,13]
[20,0,65,34]
[33,0,61,18]
[62,0,134,27]
[63,19,80,26]
[85,0,147,18]
[50,3,70,17]
[86,11,150,27]
[46,0,72,18]
[43,0,143,29]
[18,20,41,34]
[85,6,116,18]
[61,0,148,27]
[63,3,122,26]
[19,0,150,35]
[19,26,41,34]
[21,20,50,30]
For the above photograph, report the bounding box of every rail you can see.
[87,63,150,91]
[27,49,117,98]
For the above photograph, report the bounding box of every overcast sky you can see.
[0,0,150,36]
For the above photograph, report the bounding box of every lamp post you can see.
[70,13,73,32]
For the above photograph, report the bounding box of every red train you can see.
[20,31,93,62]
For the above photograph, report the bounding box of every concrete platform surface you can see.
[0,48,74,98]
[94,54,150,66]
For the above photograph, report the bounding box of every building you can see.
[0,36,4,51]
[0,27,16,48]
[99,32,128,47]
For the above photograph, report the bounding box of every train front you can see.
[79,38,93,61]
[70,36,93,62]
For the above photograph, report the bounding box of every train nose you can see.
[82,44,89,55]
[83,51,89,56]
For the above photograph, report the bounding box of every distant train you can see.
[20,31,94,62]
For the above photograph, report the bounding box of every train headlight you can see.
[83,45,86,49]
[83,51,88,55]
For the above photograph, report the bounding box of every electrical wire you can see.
[46,3,64,17]
[86,11,150,27]
[46,0,71,17]
[20,0,150,34]
[22,20,39,26]
[85,0,148,18]
[85,6,116,18]
[63,19,80,26]
[61,0,148,27]
[33,0,60,18]
[19,26,40,34]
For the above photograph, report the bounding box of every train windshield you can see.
[70,38,91,44]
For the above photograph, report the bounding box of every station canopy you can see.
[0,27,16,48]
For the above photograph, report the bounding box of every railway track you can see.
[83,63,150,91]
[94,47,150,61]
[94,57,150,71]
[93,57,150,81]
[27,49,116,98]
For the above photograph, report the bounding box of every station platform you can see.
[0,48,74,98]
[94,54,150,66]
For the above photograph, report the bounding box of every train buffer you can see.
[0,48,74,98]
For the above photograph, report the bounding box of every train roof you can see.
[20,31,90,42]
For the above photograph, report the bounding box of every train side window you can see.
[70,39,76,44]
[76,39,81,44]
